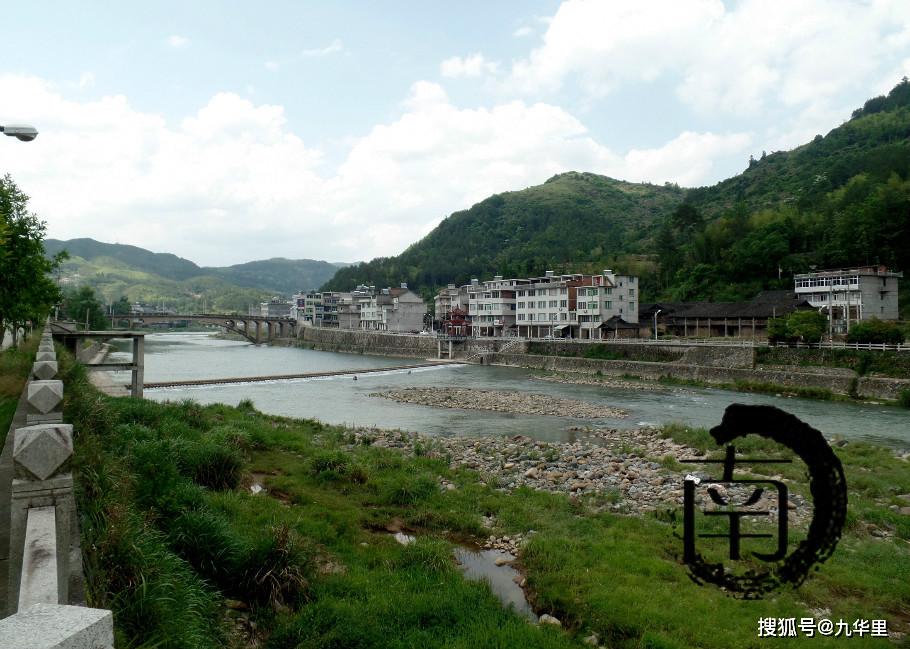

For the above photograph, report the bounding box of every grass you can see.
[55,348,910,648]
[0,336,38,446]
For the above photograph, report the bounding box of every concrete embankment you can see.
[295,327,910,401]
[484,352,910,401]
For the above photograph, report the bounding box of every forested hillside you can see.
[323,80,910,316]
[323,174,685,295]
[44,238,346,311]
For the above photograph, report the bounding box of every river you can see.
[110,332,910,448]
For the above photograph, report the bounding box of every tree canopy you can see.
[0,175,65,346]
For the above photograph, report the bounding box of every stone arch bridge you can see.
[124,314,296,343]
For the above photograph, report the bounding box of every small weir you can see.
[144,361,460,389]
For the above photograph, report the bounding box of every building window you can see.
[606,288,612,295]
[560,313,567,320]
[605,301,612,309]
[538,300,546,308]
[628,288,635,297]
[518,314,525,321]
[587,301,597,310]
[549,300,558,308]
[550,313,557,321]
[629,302,635,311]
[560,300,567,307]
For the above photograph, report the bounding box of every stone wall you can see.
[298,327,438,358]
[297,328,531,359]
[483,352,910,399]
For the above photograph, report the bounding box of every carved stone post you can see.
[8,423,82,611]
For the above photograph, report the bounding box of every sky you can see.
[1,1,909,267]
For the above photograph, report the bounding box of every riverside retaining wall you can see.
[485,352,909,401]
[294,328,909,401]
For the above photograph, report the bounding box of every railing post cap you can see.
[13,423,74,481]
[27,380,64,414]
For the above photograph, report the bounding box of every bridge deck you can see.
[144,361,461,389]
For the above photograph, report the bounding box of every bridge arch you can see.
[124,314,296,343]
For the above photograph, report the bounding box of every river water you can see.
[111,333,910,448]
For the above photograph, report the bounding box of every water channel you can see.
[110,332,910,448]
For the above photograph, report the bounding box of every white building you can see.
[794,266,902,332]
[467,275,524,337]
[463,269,640,338]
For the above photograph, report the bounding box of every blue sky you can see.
[2,1,909,266]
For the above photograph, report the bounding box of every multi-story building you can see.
[467,275,524,337]
[260,297,291,318]
[794,266,902,332]
[359,284,425,332]
[434,284,469,323]
[514,270,639,339]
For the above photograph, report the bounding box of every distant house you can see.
[794,266,902,333]
[640,290,814,338]
[260,298,291,318]
[360,284,425,332]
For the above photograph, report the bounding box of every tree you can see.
[785,310,828,344]
[847,318,905,344]
[61,286,108,330]
[0,175,65,347]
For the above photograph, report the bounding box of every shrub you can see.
[385,475,437,505]
[899,389,910,408]
[847,318,906,344]
[179,442,244,490]
[237,523,311,608]
[309,450,350,479]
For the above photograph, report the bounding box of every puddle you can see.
[454,547,538,622]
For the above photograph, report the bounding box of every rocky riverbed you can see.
[346,425,811,523]
[370,387,628,419]
[529,372,666,391]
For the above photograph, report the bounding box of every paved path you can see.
[144,361,460,389]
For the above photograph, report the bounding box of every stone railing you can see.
[0,324,113,648]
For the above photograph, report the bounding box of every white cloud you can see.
[621,131,752,186]
[301,38,344,58]
[440,53,499,79]
[167,35,190,49]
[513,26,534,38]
[509,0,910,118]
[0,75,753,266]
[264,60,280,71]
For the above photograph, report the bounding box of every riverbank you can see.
[294,328,910,404]
[60,348,909,648]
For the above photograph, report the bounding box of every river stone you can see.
[539,614,562,627]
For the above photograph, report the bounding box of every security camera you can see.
[0,124,39,142]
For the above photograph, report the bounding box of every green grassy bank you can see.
[53,352,910,648]
[0,337,38,446]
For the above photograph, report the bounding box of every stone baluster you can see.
[7,423,82,612]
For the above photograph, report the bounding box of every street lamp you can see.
[653,308,662,341]
[0,124,38,142]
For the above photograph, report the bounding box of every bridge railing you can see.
[0,322,113,648]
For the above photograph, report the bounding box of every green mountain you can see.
[323,173,685,296]
[44,238,348,312]
[323,80,910,316]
